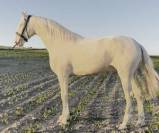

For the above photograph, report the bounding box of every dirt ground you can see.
[0,56,159,133]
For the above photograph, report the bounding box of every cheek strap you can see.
[16,32,28,42]
[15,15,32,42]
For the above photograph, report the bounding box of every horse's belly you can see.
[70,42,112,75]
[73,66,103,75]
[72,58,110,75]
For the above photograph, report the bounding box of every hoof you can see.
[57,115,69,128]
[118,124,127,130]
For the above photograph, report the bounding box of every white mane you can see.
[35,16,84,41]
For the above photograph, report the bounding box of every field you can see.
[0,49,159,132]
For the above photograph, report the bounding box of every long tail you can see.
[140,45,159,99]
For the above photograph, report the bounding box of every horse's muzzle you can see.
[12,42,18,49]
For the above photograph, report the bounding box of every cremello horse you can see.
[14,12,159,130]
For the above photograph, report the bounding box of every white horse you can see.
[14,12,159,130]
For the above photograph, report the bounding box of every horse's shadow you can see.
[52,73,158,132]
[70,73,157,132]
[66,73,123,131]
[85,73,124,130]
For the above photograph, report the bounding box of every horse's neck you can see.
[30,16,83,51]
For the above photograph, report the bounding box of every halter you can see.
[16,15,32,42]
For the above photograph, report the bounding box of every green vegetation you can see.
[152,56,159,71]
[0,49,48,58]
[15,107,24,116]
[1,113,9,124]
[42,106,56,119]
[21,122,42,133]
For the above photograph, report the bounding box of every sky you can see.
[0,0,159,55]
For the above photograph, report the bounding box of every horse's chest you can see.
[49,54,71,73]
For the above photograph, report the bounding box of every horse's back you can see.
[74,35,140,61]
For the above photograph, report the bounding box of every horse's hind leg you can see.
[118,70,133,130]
[131,77,145,127]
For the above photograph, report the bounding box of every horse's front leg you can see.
[57,72,70,127]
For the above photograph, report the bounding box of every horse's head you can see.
[13,12,34,48]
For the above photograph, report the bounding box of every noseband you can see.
[16,15,32,42]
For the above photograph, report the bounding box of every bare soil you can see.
[0,56,158,133]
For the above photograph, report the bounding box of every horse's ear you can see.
[22,11,28,20]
